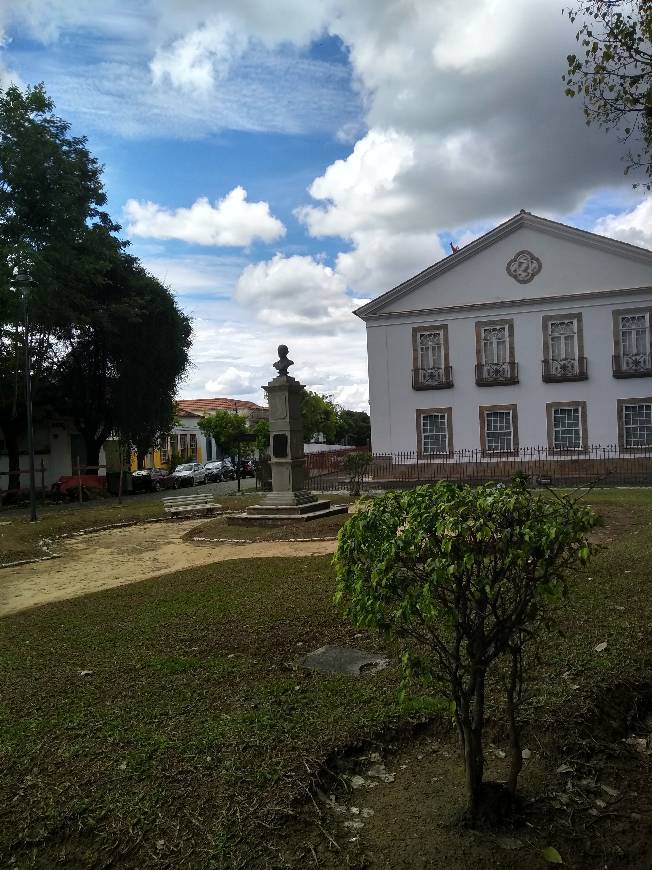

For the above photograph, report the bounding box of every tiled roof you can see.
[177,398,266,416]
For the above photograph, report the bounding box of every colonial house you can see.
[155,398,268,467]
[355,210,652,460]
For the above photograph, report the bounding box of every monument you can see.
[228,345,347,524]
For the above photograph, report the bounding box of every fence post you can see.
[77,456,83,505]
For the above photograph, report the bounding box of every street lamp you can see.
[13,268,38,523]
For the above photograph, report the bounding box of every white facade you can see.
[357,212,652,456]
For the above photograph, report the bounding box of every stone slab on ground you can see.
[299,645,389,676]
[227,503,348,525]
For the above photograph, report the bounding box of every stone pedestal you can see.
[226,358,347,525]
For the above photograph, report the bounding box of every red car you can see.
[131,467,174,492]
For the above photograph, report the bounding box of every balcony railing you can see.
[412,366,454,390]
[475,361,519,386]
[542,356,588,382]
[612,353,652,378]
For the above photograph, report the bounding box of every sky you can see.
[1,0,651,411]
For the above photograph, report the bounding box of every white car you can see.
[169,462,206,488]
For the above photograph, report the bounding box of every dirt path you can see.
[0,520,337,617]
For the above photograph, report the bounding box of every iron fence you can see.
[305,444,652,492]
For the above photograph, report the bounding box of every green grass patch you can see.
[0,493,651,867]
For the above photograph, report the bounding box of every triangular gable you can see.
[354,211,652,319]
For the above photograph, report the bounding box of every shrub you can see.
[334,479,597,825]
[341,451,372,496]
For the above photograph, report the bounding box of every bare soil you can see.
[0,519,337,616]
[282,695,652,870]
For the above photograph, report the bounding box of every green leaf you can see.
[542,846,563,864]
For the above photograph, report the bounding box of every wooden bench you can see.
[163,493,221,517]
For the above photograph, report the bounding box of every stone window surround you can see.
[541,312,585,363]
[479,403,519,456]
[612,306,652,367]
[617,396,652,451]
[411,324,451,385]
[474,318,516,365]
[545,400,588,452]
[415,406,454,459]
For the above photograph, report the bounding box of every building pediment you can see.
[355,211,652,320]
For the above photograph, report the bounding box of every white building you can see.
[355,211,652,459]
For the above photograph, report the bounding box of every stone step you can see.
[227,504,349,525]
[246,499,331,516]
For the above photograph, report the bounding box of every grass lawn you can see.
[0,494,262,565]
[1,488,651,868]
[186,512,351,542]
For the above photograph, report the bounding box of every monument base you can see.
[226,496,349,525]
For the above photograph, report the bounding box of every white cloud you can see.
[124,187,285,247]
[178,307,369,411]
[336,228,445,294]
[592,201,652,251]
[235,253,356,331]
[205,366,258,396]
[150,18,246,92]
[140,254,248,297]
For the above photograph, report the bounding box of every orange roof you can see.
[177,397,266,416]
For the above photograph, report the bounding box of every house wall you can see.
[367,289,652,454]
[373,225,652,314]
[0,420,109,491]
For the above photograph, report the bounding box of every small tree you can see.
[341,451,372,496]
[198,410,249,459]
[335,479,596,825]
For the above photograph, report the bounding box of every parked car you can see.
[203,460,226,483]
[204,460,236,482]
[168,462,206,488]
[235,460,256,478]
[131,467,173,493]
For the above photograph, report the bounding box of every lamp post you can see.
[14,269,37,523]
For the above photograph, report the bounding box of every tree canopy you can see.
[198,410,251,458]
[0,83,191,494]
[564,1,652,187]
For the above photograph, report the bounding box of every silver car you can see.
[169,462,207,488]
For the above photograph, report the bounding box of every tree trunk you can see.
[460,668,487,827]
[506,647,523,794]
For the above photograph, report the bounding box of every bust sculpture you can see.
[273,344,294,376]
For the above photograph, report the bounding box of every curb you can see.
[190,536,339,545]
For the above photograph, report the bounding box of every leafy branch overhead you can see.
[563,1,652,187]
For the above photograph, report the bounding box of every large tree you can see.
[564,1,652,187]
[301,391,339,443]
[56,251,191,469]
[0,83,113,494]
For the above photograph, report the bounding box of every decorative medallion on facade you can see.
[506,250,542,284]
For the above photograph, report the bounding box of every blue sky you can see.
[1,1,650,409]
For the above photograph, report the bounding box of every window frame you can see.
[545,400,588,453]
[612,307,652,377]
[617,397,652,451]
[474,318,518,385]
[479,403,519,456]
[416,406,454,459]
[541,312,586,382]
[411,323,452,390]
